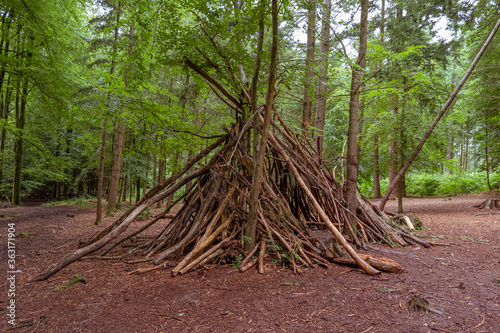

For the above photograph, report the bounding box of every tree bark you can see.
[372,135,381,198]
[245,0,278,252]
[388,101,398,195]
[302,0,316,140]
[397,78,408,213]
[12,75,27,206]
[372,0,385,199]
[107,18,135,213]
[379,16,500,210]
[157,152,166,208]
[345,0,369,217]
[485,113,492,191]
[250,0,265,151]
[97,2,121,221]
[312,0,331,156]
[95,123,108,224]
[0,75,13,184]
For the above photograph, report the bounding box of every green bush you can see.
[406,174,441,196]
[406,172,499,196]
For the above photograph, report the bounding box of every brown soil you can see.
[1,194,499,332]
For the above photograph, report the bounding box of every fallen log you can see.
[329,254,403,273]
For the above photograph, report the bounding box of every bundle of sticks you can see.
[31,114,429,282]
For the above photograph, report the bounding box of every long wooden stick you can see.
[267,130,380,275]
[379,17,500,210]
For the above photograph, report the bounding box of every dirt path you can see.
[1,194,499,332]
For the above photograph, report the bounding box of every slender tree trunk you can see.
[0,11,11,95]
[250,1,265,154]
[372,0,384,199]
[397,78,408,213]
[379,16,500,210]
[117,175,124,203]
[345,0,368,216]
[245,0,278,252]
[372,135,381,198]
[447,73,456,174]
[95,121,108,224]
[107,19,135,212]
[388,99,398,195]
[485,113,492,190]
[122,174,128,203]
[302,0,316,140]
[152,150,157,187]
[13,75,27,206]
[447,127,454,174]
[107,122,126,212]
[157,152,166,208]
[312,0,331,156]
[0,75,13,183]
[55,182,61,201]
[96,2,121,222]
[136,176,141,203]
[464,134,469,172]
[460,126,464,171]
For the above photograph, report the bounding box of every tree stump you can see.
[475,199,500,209]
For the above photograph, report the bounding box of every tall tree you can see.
[345,0,369,217]
[302,0,316,140]
[95,0,121,224]
[107,14,136,213]
[245,0,278,252]
[312,0,331,156]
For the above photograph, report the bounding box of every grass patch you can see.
[42,197,94,208]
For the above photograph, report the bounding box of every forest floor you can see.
[0,192,499,333]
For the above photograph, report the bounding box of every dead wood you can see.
[34,107,431,281]
[474,198,500,209]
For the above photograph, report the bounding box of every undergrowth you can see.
[360,172,499,197]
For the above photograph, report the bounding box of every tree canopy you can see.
[0,0,498,208]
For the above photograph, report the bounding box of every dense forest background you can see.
[0,0,498,209]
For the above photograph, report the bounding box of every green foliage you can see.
[42,197,94,208]
[406,174,441,196]
[406,172,499,196]
[231,254,243,269]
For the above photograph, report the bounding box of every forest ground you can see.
[0,192,499,333]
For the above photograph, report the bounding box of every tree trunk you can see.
[136,176,141,203]
[397,78,408,213]
[312,0,331,156]
[245,0,278,252]
[345,0,368,218]
[95,123,108,224]
[122,174,128,203]
[302,0,316,140]
[372,0,384,199]
[157,152,166,208]
[379,16,500,210]
[96,2,121,221]
[13,75,27,206]
[0,75,13,184]
[107,123,126,212]
[447,127,453,174]
[249,0,265,160]
[388,100,398,195]
[485,113,492,191]
[107,19,135,212]
[372,135,381,198]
